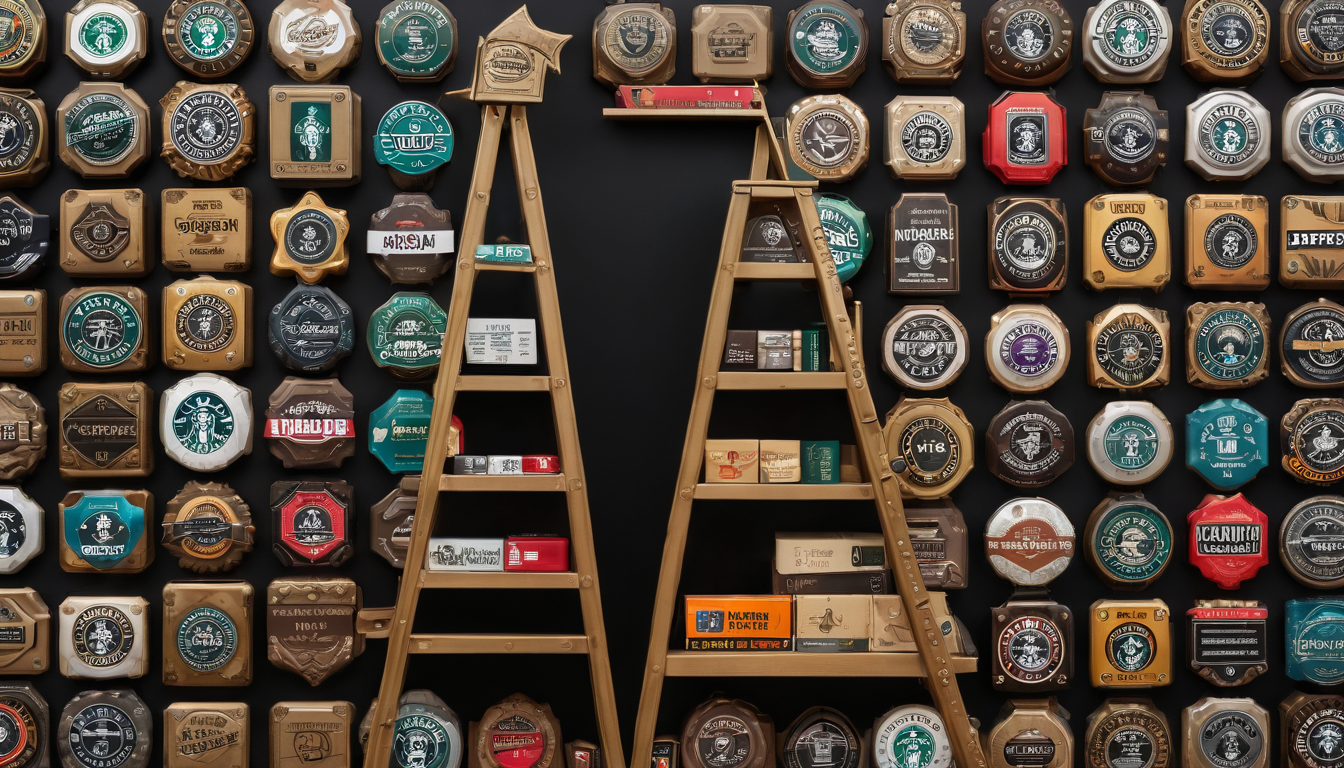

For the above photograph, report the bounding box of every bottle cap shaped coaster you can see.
[986,399,1074,487]
[1087,401,1173,486]
[160,81,256,182]
[1281,0,1344,80]
[0,90,46,187]
[369,390,434,473]
[1286,597,1344,685]
[1084,699,1171,768]
[1084,492,1173,589]
[881,396,974,499]
[64,0,147,79]
[785,94,869,182]
[880,305,968,391]
[987,196,1068,296]
[0,1,46,83]
[56,689,153,768]
[815,194,870,282]
[56,82,150,179]
[1281,495,1344,589]
[367,194,455,284]
[59,189,150,276]
[1283,298,1344,387]
[268,0,361,83]
[871,705,950,768]
[1185,302,1270,389]
[1281,398,1344,485]
[376,0,456,83]
[1086,304,1170,392]
[1083,91,1170,187]
[374,101,453,192]
[368,293,446,379]
[1082,0,1173,84]
[358,691,460,768]
[986,699,1072,768]
[785,0,867,89]
[883,95,965,180]
[982,0,1073,86]
[0,489,40,575]
[985,496,1075,586]
[1185,89,1271,181]
[781,707,858,768]
[1280,196,1344,290]
[476,694,564,768]
[1280,692,1344,768]
[162,0,256,78]
[591,2,676,88]
[1180,0,1269,83]
[1284,88,1344,183]
[985,304,1070,394]
[160,373,252,472]
[58,286,150,373]
[162,481,253,573]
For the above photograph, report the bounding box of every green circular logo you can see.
[392,13,440,63]
[889,725,936,768]
[1308,109,1344,159]
[1104,415,1161,471]
[64,93,138,165]
[374,102,454,177]
[171,391,235,455]
[1108,14,1150,56]
[62,292,142,368]
[1195,308,1264,381]
[790,4,860,74]
[369,297,446,371]
[79,11,128,57]
[181,2,240,62]
[392,714,452,768]
[377,0,455,77]
[175,606,236,672]
[1107,623,1155,672]
[1093,504,1171,583]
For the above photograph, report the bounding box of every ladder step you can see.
[456,375,551,392]
[716,371,847,390]
[439,474,568,492]
[734,263,817,281]
[408,633,589,654]
[663,651,977,677]
[693,483,874,500]
[474,261,538,273]
[357,607,396,639]
[422,571,579,589]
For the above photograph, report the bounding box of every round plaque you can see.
[1283,299,1344,388]
[985,497,1075,586]
[162,0,256,78]
[375,0,456,83]
[986,304,1070,393]
[880,305,967,391]
[781,707,859,768]
[1085,493,1173,589]
[1180,0,1269,83]
[1087,400,1173,486]
[786,94,869,182]
[1185,89,1271,181]
[159,373,252,472]
[268,284,354,373]
[1283,496,1344,589]
[1187,302,1269,389]
[368,292,446,379]
[982,0,1074,86]
[988,197,1067,294]
[1082,0,1172,83]
[1282,398,1344,485]
[786,0,867,89]
[871,706,951,768]
[160,82,255,182]
[986,400,1074,488]
[1087,304,1170,391]
[882,397,974,500]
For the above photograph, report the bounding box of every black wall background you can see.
[13,0,1344,765]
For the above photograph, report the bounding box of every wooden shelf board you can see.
[408,633,589,654]
[474,261,538,273]
[422,571,579,589]
[456,375,551,392]
[733,263,817,281]
[716,371,847,390]
[602,107,768,122]
[663,651,977,677]
[693,483,873,500]
[438,474,567,492]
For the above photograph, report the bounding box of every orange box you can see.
[685,595,792,651]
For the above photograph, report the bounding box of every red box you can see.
[615,85,758,110]
[505,536,569,572]
[522,455,560,474]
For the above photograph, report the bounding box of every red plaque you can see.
[521,455,560,474]
[1187,493,1268,590]
[271,480,354,567]
[504,536,569,572]
[982,91,1067,185]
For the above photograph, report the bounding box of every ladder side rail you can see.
[630,184,758,765]
[508,107,627,768]
[361,104,508,768]
[794,192,988,768]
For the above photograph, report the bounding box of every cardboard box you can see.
[705,439,759,483]
[685,595,792,651]
[760,439,801,483]
[771,561,894,595]
[795,594,872,652]
[871,592,963,654]
[775,532,886,574]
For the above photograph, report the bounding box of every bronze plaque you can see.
[266,578,362,686]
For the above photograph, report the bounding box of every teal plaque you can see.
[1185,398,1268,490]
[370,389,432,473]
[1286,598,1344,686]
[815,193,871,283]
[63,493,146,570]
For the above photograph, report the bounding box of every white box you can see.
[466,318,536,364]
[487,456,523,475]
[427,538,505,571]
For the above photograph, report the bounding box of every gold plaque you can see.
[271,702,354,768]
[1185,194,1268,289]
[1180,0,1269,83]
[883,95,964,180]
[55,82,150,179]
[268,0,361,83]
[59,188,151,277]
[0,289,43,376]
[881,396,974,499]
[160,81,256,182]
[591,3,676,88]
[1086,304,1171,392]
[1281,195,1344,289]
[986,698,1072,768]
[161,187,251,272]
[786,94,870,183]
[882,0,967,84]
[161,276,252,371]
[0,2,47,83]
[57,380,153,478]
[57,285,150,373]
[63,0,148,79]
[1090,598,1172,688]
[162,481,253,573]
[270,191,350,283]
[691,5,772,83]
[162,580,253,686]
[0,90,47,187]
[1084,700,1171,768]
[1183,697,1269,768]
[268,85,361,187]
[0,588,47,674]
[468,7,571,104]
[165,703,249,768]
[1082,193,1170,292]
[1185,302,1270,389]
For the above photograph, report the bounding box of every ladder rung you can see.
[357,607,396,639]
[693,483,873,500]
[663,651,977,677]
[475,261,538,273]
[439,474,568,492]
[422,571,579,589]
[408,633,589,654]
[716,371,847,390]
[734,263,817,281]
[456,375,551,392]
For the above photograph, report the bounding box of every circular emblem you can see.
[174,293,235,354]
[882,309,966,390]
[898,417,961,488]
[1193,307,1264,382]
[1105,726,1156,768]
[1103,108,1156,162]
[62,292,142,369]
[63,92,138,166]
[900,111,952,164]
[1101,218,1156,271]
[694,716,751,768]
[1198,104,1261,167]
[1283,497,1344,587]
[68,703,136,768]
[993,209,1061,285]
[175,606,236,672]
[75,8,128,59]
[789,3,862,74]
[1300,100,1344,165]
[997,616,1064,683]
[897,6,959,66]
[0,500,26,559]
[1093,313,1166,386]
[170,91,243,163]
[1200,712,1262,768]
[1295,1,1344,65]
[1285,302,1344,386]
[1305,711,1344,765]
[1004,9,1053,61]
[283,210,338,265]
[0,93,40,170]
[392,714,453,768]
[0,0,39,70]
[1103,415,1162,473]
[997,320,1060,380]
[288,504,334,548]
[783,716,857,768]
[873,708,951,768]
[175,499,236,560]
[1290,406,1344,481]
[1091,502,1172,584]
[179,1,242,61]
[76,506,129,557]
[1200,2,1257,58]
[1096,1,1162,67]
[72,605,135,667]
[270,285,354,371]
[369,294,447,373]
[989,405,1072,484]
[374,102,454,177]
[0,699,33,768]
[603,8,671,74]
[171,391,235,455]
[1106,622,1156,672]
[795,109,857,169]
[1203,213,1257,269]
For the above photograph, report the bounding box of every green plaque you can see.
[374,101,453,190]
[368,292,447,378]
[370,389,431,473]
[62,290,142,369]
[1184,398,1268,490]
[815,193,870,283]
[376,0,457,82]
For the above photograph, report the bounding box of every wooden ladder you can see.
[358,102,625,768]
[629,123,988,768]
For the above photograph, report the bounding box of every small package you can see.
[685,595,792,651]
[465,318,536,364]
[427,538,505,571]
[775,532,886,574]
[487,455,523,475]
[760,439,801,483]
[795,594,872,653]
[803,441,840,484]
[871,592,962,653]
[722,330,756,369]
[756,331,792,370]
[705,439,758,483]
[504,536,569,572]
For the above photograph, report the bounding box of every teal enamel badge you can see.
[63,493,146,570]
[1286,598,1344,686]
[815,193,871,283]
[375,0,457,82]
[370,390,432,473]
[374,101,454,180]
[1185,398,1269,490]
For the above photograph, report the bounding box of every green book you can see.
[803,440,840,484]
[801,328,827,372]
